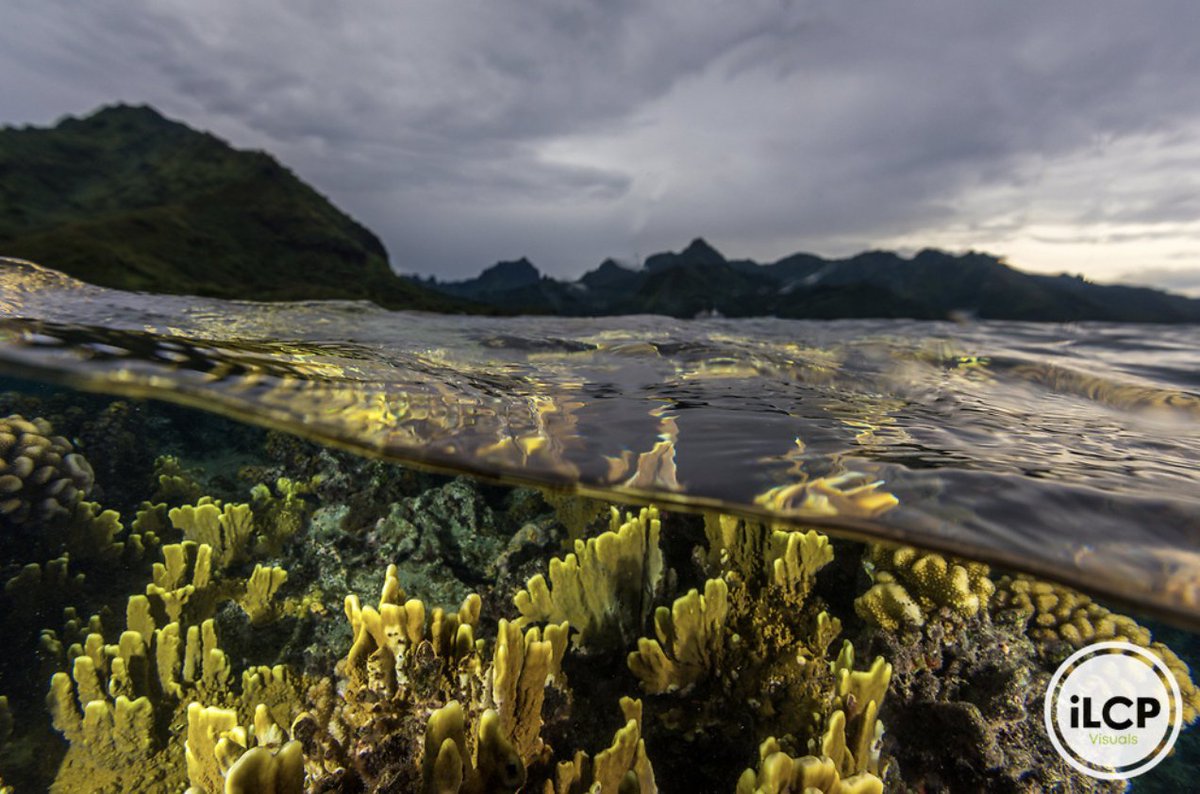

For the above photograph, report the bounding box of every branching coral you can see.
[150,455,204,506]
[703,514,833,598]
[240,564,289,626]
[492,618,568,765]
[628,578,730,694]
[514,506,664,651]
[183,702,304,794]
[341,563,485,695]
[826,642,890,778]
[629,513,889,771]
[993,575,1200,723]
[169,499,256,570]
[421,702,525,794]
[147,541,216,624]
[549,697,657,794]
[42,521,307,793]
[300,562,578,791]
[855,544,994,631]
[249,477,314,555]
[736,737,883,794]
[540,489,609,543]
[5,555,86,611]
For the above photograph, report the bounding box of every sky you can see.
[2,2,1200,292]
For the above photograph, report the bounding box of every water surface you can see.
[2,257,1198,627]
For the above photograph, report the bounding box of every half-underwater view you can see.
[2,4,1200,793]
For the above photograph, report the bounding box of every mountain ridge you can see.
[2,104,1195,322]
[426,237,1200,322]
[0,104,480,312]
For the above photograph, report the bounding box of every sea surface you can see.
[2,258,1198,624]
[1,256,1199,791]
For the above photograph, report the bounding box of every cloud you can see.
[2,1,1200,281]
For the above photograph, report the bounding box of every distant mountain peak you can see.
[88,102,167,120]
[644,237,727,272]
[476,257,541,288]
[579,258,637,289]
[428,237,1200,322]
[682,237,725,262]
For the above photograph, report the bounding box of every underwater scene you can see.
[1,258,1199,792]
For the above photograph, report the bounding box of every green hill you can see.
[0,104,475,311]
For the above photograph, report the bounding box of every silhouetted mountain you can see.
[5,105,1192,322]
[439,257,541,299]
[430,240,1200,322]
[0,104,478,311]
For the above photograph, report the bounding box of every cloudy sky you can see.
[3,2,1200,290]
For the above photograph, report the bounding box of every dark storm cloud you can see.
[2,1,1199,283]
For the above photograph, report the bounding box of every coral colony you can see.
[0,409,1196,792]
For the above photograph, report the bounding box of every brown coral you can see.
[0,415,93,530]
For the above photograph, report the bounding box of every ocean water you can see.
[0,257,1198,792]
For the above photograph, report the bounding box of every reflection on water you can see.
[2,258,1199,626]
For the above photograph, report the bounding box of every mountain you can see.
[0,104,476,311]
[430,238,1200,322]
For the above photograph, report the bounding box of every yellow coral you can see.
[993,575,1150,647]
[994,575,1200,723]
[855,545,994,629]
[704,514,833,598]
[491,618,568,765]
[540,489,609,541]
[514,506,664,650]
[342,563,484,692]
[147,541,215,623]
[169,499,256,570]
[249,477,313,554]
[240,564,289,625]
[421,701,525,794]
[183,702,303,794]
[549,697,657,794]
[4,555,85,613]
[150,455,203,506]
[736,737,883,794]
[627,578,729,694]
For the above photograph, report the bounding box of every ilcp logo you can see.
[1044,641,1183,780]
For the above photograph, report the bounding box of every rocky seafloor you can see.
[0,383,1196,792]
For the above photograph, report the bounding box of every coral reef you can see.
[0,415,93,531]
[514,506,664,651]
[550,697,656,793]
[855,544,994,631]
[620,513,892,789]
[993,575,1200,723]
[151,456,205,507]
[169,499,257,570]
[862,608,1128,793]
[45,566,306,792]
[3,397,1197,793]
[736,737,883,794]
[183,702,304,794]
[628,578,729,694]
[295,562,573,791]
